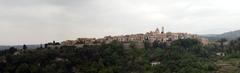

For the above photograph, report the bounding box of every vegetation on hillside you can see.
[0,38,240,73]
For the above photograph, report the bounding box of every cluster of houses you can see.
[0,27,210,66]
[45,27,209,49]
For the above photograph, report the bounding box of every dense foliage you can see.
[2,38,240,73]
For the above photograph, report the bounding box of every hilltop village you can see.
[5,27,240,73]
[46,27,208,49]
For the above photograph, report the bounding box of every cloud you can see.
[0,0,240,45]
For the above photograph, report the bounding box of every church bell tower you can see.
[161,26,164,34]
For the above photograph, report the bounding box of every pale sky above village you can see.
[1,0,240,45]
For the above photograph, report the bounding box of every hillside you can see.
[220,30,240,40]
[202,30,240,40]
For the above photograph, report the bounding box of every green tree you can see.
[8,47,17,54]
[171,38,202,49]
[218,38,227,48]
[23,44,27,50]
[152,40,167,49]
[144,40,152,49]
[15,63,30,73]
[129,41,137,49]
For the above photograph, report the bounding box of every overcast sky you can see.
[1,0,240,45]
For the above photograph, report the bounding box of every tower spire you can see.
[161,26,164,34]
[155,28,159,33]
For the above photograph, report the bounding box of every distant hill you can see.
[0,46,11,50]
[219,30,240,39]
[0,45,41,50]
[202,30,240,41]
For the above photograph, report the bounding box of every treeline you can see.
[2,38,240,73]
[223,38,240,58]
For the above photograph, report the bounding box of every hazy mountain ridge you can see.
[202,30,240,40]
[0,45,41,50]
[219,30,240,39]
